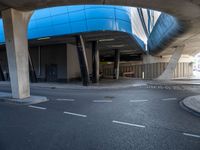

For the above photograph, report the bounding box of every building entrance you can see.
[45,64,58,82]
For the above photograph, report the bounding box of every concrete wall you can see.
[101,54,194,79]
[85,43,92,75]
[101,62,193,79]
[0,42,93,82]
[67,43,92,81]
[30,44,67,82]
[143,55,193,64]
[67,44,80,80]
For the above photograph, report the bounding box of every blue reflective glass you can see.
[68,10,86,22]
[87,19,115,31]
[0,5,169,51]
[86,8,115,19]
[71,21,87,33]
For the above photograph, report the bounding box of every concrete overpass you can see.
[0,0,199,55]
[0,0,199,100]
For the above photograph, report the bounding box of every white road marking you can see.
[64,111,87,118]
[93,100,112,103]
[130,100,148,102]
[183,133,200,138]
[56,98,75,101]
[28,105,46,110]
[161,98,177,101]
[112,120,145,128]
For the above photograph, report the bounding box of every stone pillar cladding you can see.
[2,9,33,99]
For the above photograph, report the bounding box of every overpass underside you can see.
[0,39,194,83]
[0,1,199,100]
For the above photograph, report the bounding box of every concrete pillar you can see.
[113,49,120,79]
[157,46,184,80]
[2,9,33,99]
[92,41,99,83]
[75,35,90,86]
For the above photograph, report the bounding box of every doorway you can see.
[45,64,58,82]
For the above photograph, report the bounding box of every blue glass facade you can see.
[0,5,180,53]
[0,5,145,49]
[148,13,180,54]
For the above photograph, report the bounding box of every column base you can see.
[0,92,48,105]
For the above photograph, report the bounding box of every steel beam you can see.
[75,35,90,86]
[92,41,99,83]
[113,49,120,80]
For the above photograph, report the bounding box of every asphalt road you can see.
[0,86,199,150]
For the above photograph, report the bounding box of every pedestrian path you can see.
[182,95,200,115]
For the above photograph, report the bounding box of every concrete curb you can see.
[0,81,148,90]
[147,82,200,93]
[0,92,48,105]
[32,83,148,90]
[180,95,200,117]
[147,83,185,90]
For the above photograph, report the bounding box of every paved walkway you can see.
[150,79,200,85]
[1,78,200,89]
[0,78,148,90]
[147,79,200,93]
[0,91,48,105]
[182,95,200,115]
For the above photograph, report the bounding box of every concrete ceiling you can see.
[0,0,199,56]
[28,31,144,56]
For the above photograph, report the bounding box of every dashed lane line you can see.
[161,98,177,101]
[112,120,145,128]
[92,100,112,103]
[183,133,200,138]
[56,98,75,101]
[64,111,87,118]
[130,100,149,102]
[28,105,47,110]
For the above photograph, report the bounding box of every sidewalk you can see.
[182,95,200,115]
[147,79,200,93]
[150,79,200,86]
[0,78,148,90]
[1,78,200,90]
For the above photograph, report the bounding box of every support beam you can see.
[0,62,5,81]
[2,9,33,99]
[75,35,90,86]
[113,49,120,80]
[38,46,41,77]
[157,46,184,80]
[92,41,99,83]
[28,50,37,83]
